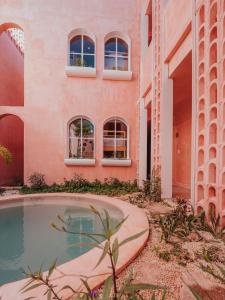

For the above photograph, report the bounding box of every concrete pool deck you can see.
[0,193,149,300]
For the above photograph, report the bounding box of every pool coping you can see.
[0,193,149,300]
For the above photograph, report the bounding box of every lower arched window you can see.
[103,119,128,159]
[69,117,94,159]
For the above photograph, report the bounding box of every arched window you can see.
[68,117,94,159]
[103,119,128,159]
[104,37,128,71]
[69,35,95,68]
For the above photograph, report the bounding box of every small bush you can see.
[28,172,46,189]
[159,250,171,262]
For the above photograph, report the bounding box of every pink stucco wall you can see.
[0,0,140,184]
[0,31,24,106]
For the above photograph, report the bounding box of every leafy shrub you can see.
[159,251,171,262]
[143,167,161,202]
[28,172,46,189]
[21,173,140,196]
[158,199,206,242]
[128,193,146,208]
[203,208,225,240]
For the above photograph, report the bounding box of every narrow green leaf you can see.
[102,276,113,300]
[119,229,148,247]
[95,241,110,268]
[20,279,34,292]
[150,293,156,300]
[112,238,119,266]
[186,285,203,300]
[22,283,43,294]
[80,279,91,293]
[48,258,57,278]
[162,289,167,300]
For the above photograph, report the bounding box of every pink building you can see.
[0,0,224,220]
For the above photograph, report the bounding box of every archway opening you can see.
[0,24,24,106]
[0,114,24,186]
[171,52,192,199]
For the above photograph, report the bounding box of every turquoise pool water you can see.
[0,198,122,285]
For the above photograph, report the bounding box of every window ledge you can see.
[64,158,96,166]
[102,70,132,81]
[101,159,131,166]
[65,66,96,78]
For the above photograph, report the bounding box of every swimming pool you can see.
[0,196,123,285]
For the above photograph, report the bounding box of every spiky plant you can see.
[0,145,12,165]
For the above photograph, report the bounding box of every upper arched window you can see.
[103,119,128,159]
[69,34,95,68]
[68,117,94,159]
[104,37,129,71]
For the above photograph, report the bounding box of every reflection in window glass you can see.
[103,119,128,159]
[70,35,95,67]
[104,37,129,71]
[69,118,94,159]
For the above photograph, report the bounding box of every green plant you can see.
[0,145,12,165]
[157,199,206,243]
[21,174,140,196]
[22,207,166,299]
[128,193,146,208]
[199,262,225,285]
[143,167,161,202]
[28,172,46,189]
[159,251,171,262]
[203,208,225,240]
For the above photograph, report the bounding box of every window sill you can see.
[64,158,96,166]
[65,66,96,78]
[102,70,132,81]
[101,159,132,166]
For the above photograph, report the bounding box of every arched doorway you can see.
[0,114,24,186]
[0,23,24,106]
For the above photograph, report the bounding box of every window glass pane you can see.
[117,57,128,71]
[83,55,95,68]
[83,36,95,54]
[116,120,127,138]
[104,56,116,70]
[104,121,115,137]
[70,119,81,137]
[70,54,82,66]
[103,138,114,158]
[82,139,94,158]
[116,139,127,159]
[70,35,82,53]
[105,38,116,56]
[69,137,82,158]
[117,38,128,56]
[82,119,94,137]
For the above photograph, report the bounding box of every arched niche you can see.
[210,26,217,43]
[198,149,204,166]
[199,98,205,111]
[198,185,204,201]
[199,6,205,26]
[198,134,204,146]
[210,83,217,104]
[209,146,216,159]
[209,123,217,144]
[209,67,217,81]
[199,77,205,97]
[197,170,204,181]
[199,62,204,76]
[210,107,217,121]
[199,113,205,131]
[210,3,217,28]
[209,43,217,66]
[199,41,204,61]
[209,163,216,184]
[209,186,216,198]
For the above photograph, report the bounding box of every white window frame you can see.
[103,31,132,81]
[69,34,95,68]
[104,37,129,71]
[65,116,96,166]
[102,117,131,166]
[65,28,96,78]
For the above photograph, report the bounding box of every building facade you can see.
[0,0,224,221]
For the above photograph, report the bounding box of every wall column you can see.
[138,98,147,186]
[160,64,173,198]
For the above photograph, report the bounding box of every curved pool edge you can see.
[0,193,149,300]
